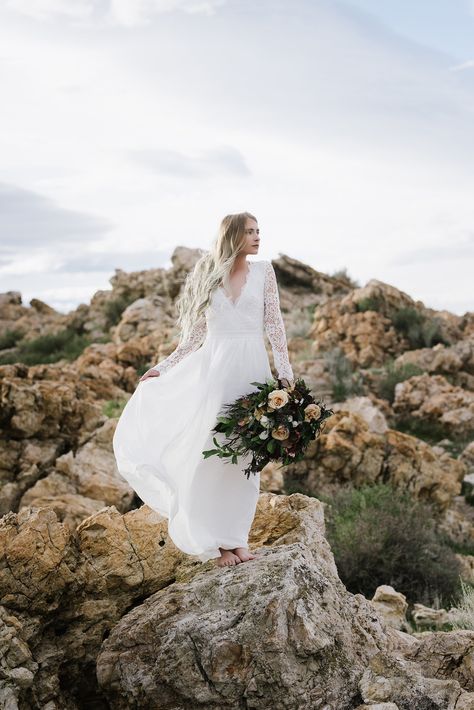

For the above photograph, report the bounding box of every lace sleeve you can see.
[263,261,294,382]
[151,314,207,376]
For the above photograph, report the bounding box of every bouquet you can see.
[202,376,334,479]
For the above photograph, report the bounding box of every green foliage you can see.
[321,482,463,608]
[0,328,25,350]
[137,362,153,377]
[376,358,425,403]
[104,293,136,329]
[324,346,365,402]
[202,377,333,479]
[0,327,92,365]
[102,399,128,418]
[394,416,451,445]
[330,267,360,289]
[391,307,448,349]
[442,537,474,557]
[355,296,385,313]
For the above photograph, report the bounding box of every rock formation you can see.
[1,246,474,708]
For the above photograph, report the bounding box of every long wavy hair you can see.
[173,211,257,345]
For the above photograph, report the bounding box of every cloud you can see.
[449,59,474,72]
[4,0,227,26]
[128,146,252,179]
[0,182,114,255]
[51,249,171,273]
[389,232,474,266]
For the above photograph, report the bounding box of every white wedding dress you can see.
[112,259,294,562]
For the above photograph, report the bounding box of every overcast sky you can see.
[0,0,473,315]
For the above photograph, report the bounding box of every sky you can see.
[0,0,473,316]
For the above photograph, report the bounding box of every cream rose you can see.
[268,389,289,409]
[271,424,290,440]
[304,403,321,421]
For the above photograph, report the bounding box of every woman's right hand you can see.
[139,368,161,382]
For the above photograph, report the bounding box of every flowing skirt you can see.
[112,331,273,562]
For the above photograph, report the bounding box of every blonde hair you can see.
[174,211,257,345]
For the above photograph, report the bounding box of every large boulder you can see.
[1,492,474,708]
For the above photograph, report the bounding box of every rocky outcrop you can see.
[66,246,204,343]
[394,338,474,391]
[0,364,108,514]
[0,493,472,709]
[0,291,68,344]
[393,374,474,439]
[308,279,466,368]
[281,410,466,512]
[19,419,134,529]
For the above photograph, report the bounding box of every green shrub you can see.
[324,346,365,402]
[394,416,451,445]
[102,399,128,418]
[330,267,360,289]
[104,293,136,328]
[320,482,463,608]
[137,362,153,377]
[391,307,447,349]
[0,328,25,350]
[377,358,425,403]
[355,296,385,313]
[0,327,92,366]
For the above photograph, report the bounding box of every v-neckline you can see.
[219,261,252,307]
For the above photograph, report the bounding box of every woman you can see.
[112,212,294,567]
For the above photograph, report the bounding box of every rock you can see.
[411,602,450,629]
[96,542,388,709]
[19,419,134,528]
[259,460,285,492]
[460,442,474,475]
[462,473,474,505]
[0,290,67,345]
[358,659,474,709]
[0,437,62,516]
[308,279,467,369]
[393,373,474,440]
[394,338,474,391]
[282,410,465,512]
[439,498,474,548]
[404,629,474,693]
[0,370,104,441]
[112,297,170,343]
[1,493,474,709]
[331,395,389,433]
[0,291,22,306]
[370,585,409,631]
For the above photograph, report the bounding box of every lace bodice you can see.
[152,260,293,381]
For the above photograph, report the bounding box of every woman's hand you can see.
[139,368,161,382]
[280,377,294,389]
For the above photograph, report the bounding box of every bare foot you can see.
[232,547,257,562]
[216,547,242,567]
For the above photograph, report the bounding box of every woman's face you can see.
[243,218,260,255]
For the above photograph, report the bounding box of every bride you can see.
[112,211,294,567]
